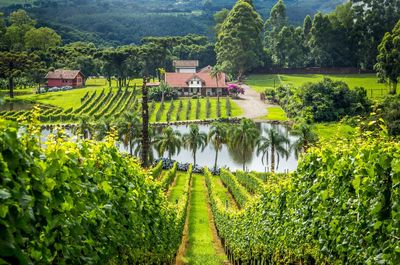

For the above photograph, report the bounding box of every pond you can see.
[41,122,299,173]
[0,101,37,111]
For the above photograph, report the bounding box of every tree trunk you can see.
[271,145,276,173]
[214,148,219,171]
[108,77,112,88]
[242,151,246,171]
[391,81,397,95]
[141,77,150,168]
[193,150,197,166]
[129,142,133,156]
[9,77,14,99]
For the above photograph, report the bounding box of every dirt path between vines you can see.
[232,84,274,120]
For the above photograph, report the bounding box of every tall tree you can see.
[215,0,264,81]
[375,20,400,95]
[264,0,289,67]
[154,127,182,159]
[256,127,289,172]
[208,122,228,171]
[141,77,150,167]
[229,119,260,170]
[74,116,93,139]
[117,112,141,156]
[291,121,318,157]
[182,124,207,165]
[4,9,36,51]
[0,52,32,98]
[25,27,61,51]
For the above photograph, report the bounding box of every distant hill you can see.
[0,0,346,46]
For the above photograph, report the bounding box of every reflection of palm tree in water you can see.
[257,126,290,172]
[228,119,260,171]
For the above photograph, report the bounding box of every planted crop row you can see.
[79,89,105,115]
[152,160,163,179]
[235,171,265,195]
[74,90,97,114]
[0,120,185,264]
[104,89,129,119]
[219,169,251,208]
[89,91,113,116]
[94,90,122,119]
[159,162,178,191]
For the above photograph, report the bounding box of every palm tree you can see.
[75,116,92,139]
[210,65,223,92]
[133,126,155,163]
[291,121,318,157]
[117,112,141,156]
[154,126,182,159]
[229,119,260,170]
[183,124,207,165]
[94,117,113,141]
[257,127,290,173]
[208,122,228,171]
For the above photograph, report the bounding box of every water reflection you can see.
[41,122,299,173]
[0,101,36,111]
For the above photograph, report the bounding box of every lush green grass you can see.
[313,122,356,142]
[265,106,288,121]
[183,174,226,264]
[168,172,189,203]
[11,78,143,110]
[246,74,390,98]
[150,98,243,122]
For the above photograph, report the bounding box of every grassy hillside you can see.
[0,0,345,45]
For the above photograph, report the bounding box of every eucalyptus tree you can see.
[154,126,182,159]
[229,119,260,170]
[208,122,228,170]
[375,20,400,95]
[117,112,141,156]
[215,0,264,81]
[183,124,207,165]
[257,127,289,172]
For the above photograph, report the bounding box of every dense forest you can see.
[0,0,345,45]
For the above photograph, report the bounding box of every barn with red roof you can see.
[45,69,85,88]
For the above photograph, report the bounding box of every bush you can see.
[267,78,371,122]
[0,120,183,264]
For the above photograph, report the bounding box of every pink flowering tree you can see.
[227,84,245,98]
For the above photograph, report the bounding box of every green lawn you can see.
[246,74,390,98]
[183,174,226,264]
[265,106,288,121]
[10,78,143,110]
[313,122,356,142]
[168,172,189,203]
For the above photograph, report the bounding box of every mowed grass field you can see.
[246,74,391,98]
[14,78,143,109]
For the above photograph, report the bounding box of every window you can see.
[191,81,193,84]
[197,81,200,84]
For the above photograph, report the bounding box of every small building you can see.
[45,69,85,88]
[165,72,227,97]
[173,60,199,73]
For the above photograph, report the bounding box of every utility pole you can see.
[141,76,150,168]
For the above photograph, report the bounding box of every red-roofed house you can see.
[45,69,85,88]
[165,61,227,96]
